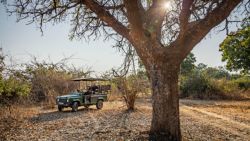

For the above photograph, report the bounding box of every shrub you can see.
[202,67,230,79]
[180,71,223,99]
[209,77,250,100]
[233,76,250,90]
[114,75,146,111]
[180,71,250,100]
[0,75,31,105]
[26,62,87,107]
[211,79,238,93]
[29,66,75,102]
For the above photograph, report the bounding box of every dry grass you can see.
[0,104,39,140]
[0,99,249,141]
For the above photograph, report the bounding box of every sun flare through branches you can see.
[163,1,172,10]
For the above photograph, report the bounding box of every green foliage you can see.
[179,53,249,99]
[209,76,250,99]
[202,67,230,79]
[2,76,30,97]
[180,66,250,99]
[233,76,250,90]
[180,53,196,75]
[0,53,91,105]
[210,79,238,94]
[0,75,31,104]
[180,71,220,99]
[219,22,250,74]
[196,63,207,71]
[0,51,31,104]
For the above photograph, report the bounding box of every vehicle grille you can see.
[59,98,67,103]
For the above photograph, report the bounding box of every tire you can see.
[96,100,103,109]
[72,102,79,112]
[58,106,63,112]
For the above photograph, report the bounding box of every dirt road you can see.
[1,99,250,141]
[180,100,250,141]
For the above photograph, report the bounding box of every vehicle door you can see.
[90,94,99,104]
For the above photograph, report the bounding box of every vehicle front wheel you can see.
[72,102,79,112]
[96,100,103,109]
[58,106,63,112]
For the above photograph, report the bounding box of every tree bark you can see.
[148,62,181,141]
[130,37,182,140]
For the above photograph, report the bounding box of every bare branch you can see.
[82,0,131,41]
[123,0,144,33]
[179,0,193,37]
[176,0,242,60]
[104,4,124,10]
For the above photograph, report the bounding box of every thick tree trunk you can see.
[130,33,182,140]
[149,63,181,141]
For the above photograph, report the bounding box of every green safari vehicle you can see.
[56,78,111,112]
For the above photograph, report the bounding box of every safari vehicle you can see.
[56,78,111,112]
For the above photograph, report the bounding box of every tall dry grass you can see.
[0,104,39,140]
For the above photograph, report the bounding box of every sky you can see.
[0,4,230,74]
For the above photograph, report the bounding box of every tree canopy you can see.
[3,0,248,54]
[220,18,250,74]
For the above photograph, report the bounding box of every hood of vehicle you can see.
[57,93,80,99]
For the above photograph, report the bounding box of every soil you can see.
[1,98,249,141]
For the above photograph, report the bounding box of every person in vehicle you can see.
[85,84,99,103]
[90,84,99,93]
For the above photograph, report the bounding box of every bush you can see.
[233,76,250,90]
[0,75,31,105]
[25,59,90,107]
[180,71,223,99]
[211,79,238,93]
[202,67,230,79]
[0,51,31,105]
[218,76,250,92]
[210,77,250,100]
[180,70,250,100]
[114,75,146,111]
[29,66,75,102]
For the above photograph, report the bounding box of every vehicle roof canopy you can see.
[71,77,109,82]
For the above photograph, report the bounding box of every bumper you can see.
[57,102,71,107]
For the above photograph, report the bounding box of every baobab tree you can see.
[4,0,249,140]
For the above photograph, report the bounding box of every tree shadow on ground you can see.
[29,107,98,123]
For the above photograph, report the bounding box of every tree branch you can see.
[179,0,193,37]
[81,0,131,41]
[176,0,242,60]
[145,0,169,40]
[104,4,124,10]
[123,0,144,33]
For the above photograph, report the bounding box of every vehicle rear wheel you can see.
[96,100,103,109]
[58,106,63,112]
[72,102,79,112]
